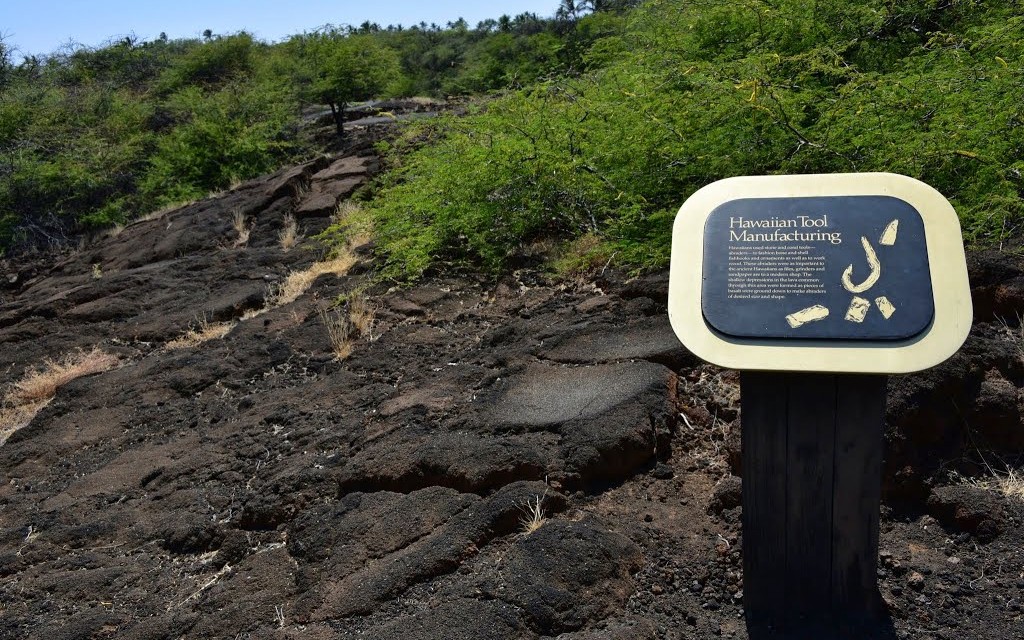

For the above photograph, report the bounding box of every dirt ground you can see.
[1,144,1024,639]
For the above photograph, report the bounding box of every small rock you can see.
[575,297,611,313]
[651,584,664,595]
[947,556,960,565]
[652,463,674,480]
[643,514,654,523]
[908,572,926,591]
[708,476,742,515]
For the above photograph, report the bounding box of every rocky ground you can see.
[1,136,1024,639]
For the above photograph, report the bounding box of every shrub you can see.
[338,0,1024,279]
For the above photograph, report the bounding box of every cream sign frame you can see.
[668,173,972,374]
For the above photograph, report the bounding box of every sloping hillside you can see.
[2,147,1024,639]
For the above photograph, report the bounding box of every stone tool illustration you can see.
[785,304,830,328]
[785,218,900,328]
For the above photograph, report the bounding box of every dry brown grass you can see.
[346,292,378,339]
[0,404,44,446]
[680,367,740,475]
[972,469,1024,500]
[954,464,1024,502]
[685,368,740,413]
[333,201,362,224]
[407,96,441,106]
[166,318,236,350]
[279,214,301,251]
[0,348,119,445]
[232,210,250,247]
[240,306,266,321]
[317,305,354,360]
[518,491,548,535]
[139,198,196,223]
[267,250,358,309]
[332,201,375,252]
[316,292,378,360]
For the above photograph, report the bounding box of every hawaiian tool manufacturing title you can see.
[728,215,842,245]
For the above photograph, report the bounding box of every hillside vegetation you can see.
[0,7,622,251]
[358,0,1024,278]
[2,0,1022,280]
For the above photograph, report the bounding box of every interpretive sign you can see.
[667,173,973,637]
[701,195,934,341]
[668,173,972,374]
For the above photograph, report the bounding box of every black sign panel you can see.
[701,196,934,340]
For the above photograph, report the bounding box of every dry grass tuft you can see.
[279,214,302,251]
[0,348,119,445]
[955,464,1024,501]
[679,367,740,476]
[0,404,45,446]
[232,210,250,247]
[240,306,266,321]
[167,317,236,350]
[316,292,378,360]
[974,469,1024,500]
[334,200,362,223]
[346,292,378,339]
[407,96,440,107]
[267,250,357,309]
[138,197,198,223]
[518,491,548,535]
[685,368,740,413]
[331,201,375,252]
[9,348,119,404]
[318,305,354,360]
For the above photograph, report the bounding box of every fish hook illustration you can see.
[841,237,881,294]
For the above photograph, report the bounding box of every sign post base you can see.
[741,371,889,637]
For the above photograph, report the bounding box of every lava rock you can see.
[927,485,1005,542]
[708,476,743,515]
[493,516,642,635]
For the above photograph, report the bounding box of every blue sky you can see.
[2,0,562,58]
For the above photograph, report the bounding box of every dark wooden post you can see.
[741,371,888,637]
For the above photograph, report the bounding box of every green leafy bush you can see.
[346,0,1024,279]
[141,81,298,205]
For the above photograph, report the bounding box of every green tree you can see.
[303,33,400,138]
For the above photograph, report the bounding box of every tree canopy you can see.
[299,32,400,136]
